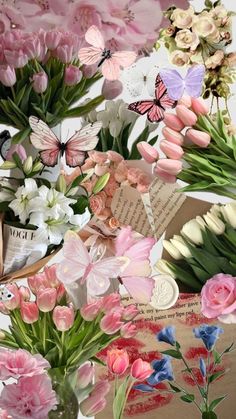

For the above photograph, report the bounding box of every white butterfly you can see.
[0,285,13,302]
[122,64,159,97]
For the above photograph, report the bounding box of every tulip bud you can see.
[0,303,10,315]
[178,94,192,108]
[107,348,129,375]
[77,362,94,389]
[37,288,57,312]
[163,113,185,131]
[122,304,139,320]
[186,128,211,148]
[203,212,225,235]
[191,97,209,116]
[0,161,17,169]
[100,312,123,334]
[0,330,6,340]
[32,71,48,93]
[210,204,221,217]
[80,395,106,417]
[20,301,39,324]
[171,235,192,258]
[155,159,182,175]
[82,64,97,78]
[181,219,204,245]
[18,286,30,301]
[80,300,102,321]
[4,284,20,310]
[23,156,33,174]
[130,358,153,381]
[176,105,198,126]
[154,259,177,278]
[32,161,44,172]
[0,65,16,87]
[154,165,176,183]
[162,127,184,145]
[137,141,159,163]
[52,305,74,331]
[102,79,123,99]
[56,174,67,194]
[196,215,206,229]
[6,144,27,162]
[64,65,82,86]
[101,293,121,313]
[160,140,184,160]
[56,45,73,64]
[221,202,236,228]
[120,322,137,338]
[45,30,62,49]
[163,239,182,260]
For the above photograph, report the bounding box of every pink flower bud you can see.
[94,164,108,176]
[64,64,82,86]
[155,159,182,175]
[191,97,209,116]
[160,140,184,160]
[37,288,57,312]
[101,293,121,313]
[176,105,197,126]
[4,49,28,68]
[18,286,30,302]
[186,128,211,148]
[77,362,94,389]
[56,45,73,63]
[178,94,192,108]
[52,306,74,331]
[0,65,16,87]
[162,127,184,145]
[4,284,20,310]
[20,301,39,324]
[102,79,123,99]
[81,300,102,321]
[0,302,10,315]
[120,322,137,338]
[137,141,159,163]
[154,165,176,183]
[100,312,123,334]
[45,30,62,50]
[23,37,42,60]
[107,348,129,375]
[123,304,139,320]
[130,358,153,381]
[163,113,185,131]
[106,150,123,163]
[82,64,97,78]
[57,284,65,302]
[32,71,48,93]
[91,380,110,398]
[6,144,27,162]
[80,395,106,417]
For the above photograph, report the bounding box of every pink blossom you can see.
[88,150,108,164]
[0,65,16,86]
[23,36,42,59]
[80,300,102,321]
[0,409,11,419]
[0,374,57,419]
[89,192,106,215]
[127,167,143,184]
[45,30,62,50]
[106,150,123,163]
[52,305,74,331]
[18,286,30,302]
[28,264,60,293]
[3,284,20,311]
[77,362,94,389]
[0,348,50,380]
[6,144,26,162]
[101,293,121,312]
[104,178,119,197]
[130,358,153,381]
[4,49,28,68]
[107,348,129,375]
[102,79,123,99]
[120,322,137,338]
[114,160,128,182]
[66,2,102,37]
[100,311,123,334]
[201,274,236,319]
[36,288,57,312]
[123,304,139,320]
[64,64,82,86]
[31,71,48,93]
[20,301,39,324]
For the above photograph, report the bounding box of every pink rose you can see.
[201,274,236,319]
[104,178,119,197]
[89,192,106,215]
[127,167,143,184]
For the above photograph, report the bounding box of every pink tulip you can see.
[56,44,73,63]
[82,64,97,78]
[80,300,102,321]
[186,128,211,147]
[107,150,124,163]
[123,304,139,320]
[4,49,28,68]
[45,30,62,49]
[52,306,74,331]
[155,159,183,175]
[0,303,10,315]
[90,380,110,398]
[130,358,153,381]
[28,264,60,293]
[18,286,30,302]
[191,97,209,116]
[154,165,176,183]
[162,127,184,145]
[56,284,65,302]
[163,113,185,131]
[0,65,16,87]
[77,362,94,389]
[137,141,159,163]
[0,409,10,419]
[31,71,48,93]
[4,284,20,311]
[64,64,82,86]
[102,79,123,99]
[120,322,137,338]
[20,302,39,324]
[101,293,121,313]
[107,348,129,375]
[80,395,106,417]
[100,312,123,334]
[178,94,192,108]
[37,288,57,312]
[160,140,184,160]
[176,105,197,126]
[23,37,42,59]
[6,144,27,162]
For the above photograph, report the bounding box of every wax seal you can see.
[150,274,179,310]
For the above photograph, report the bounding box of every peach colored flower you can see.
[104,178,119,197]
[127,167,143,184]
[89,192,106,215]
[94,164,109,176]
[170,50,190,66]
[108,217,120,229]
[171,6,194,29]
[175,29,199,50]
[96,208,112,221]
[106,150,124,163]
[114,161,128,183]
[88,150,108,164]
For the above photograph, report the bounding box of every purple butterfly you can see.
[159,65,205,101]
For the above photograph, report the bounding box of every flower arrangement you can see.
[156,202,236,293]
[158,0,236,106]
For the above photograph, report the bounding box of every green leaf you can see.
[63,95,104,118]
[71,174,86,188]
[161,349,182,359]
[169,383,181,393]
[212,350,221,365]
[71,196,89,215]
[164,261,202,291]
[129,126,149,159]
[209,396,227,411]
[113,376,130,419]
[92,173,110,194]
[12,127,31,144]
[202,411,217,419]
[180,394,195,403]
[209,370,225,383]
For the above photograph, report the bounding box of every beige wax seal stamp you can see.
[150,274,179,310]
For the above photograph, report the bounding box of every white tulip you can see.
[221,202,236,228]
[163,240,182,260]
[171,235,192,258]
[181,219,204,245]
[154,259,176,278]
[210,204,221,217]
[203,212,225,235]
[196,215,206,229]
[109,119,123,137]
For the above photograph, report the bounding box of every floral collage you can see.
[0,0,236,418]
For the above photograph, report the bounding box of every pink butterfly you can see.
[56,231,126,296]
[128,74,177,123]
[115,227,156,303]
[78,25,137,81]
[29,116,102,167]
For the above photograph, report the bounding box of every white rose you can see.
[171,6,195,29]
[170,50,190,66]
[192,15,220,42]
[175,29,199,50]
[205,50,224,69]
[209,5,228,26]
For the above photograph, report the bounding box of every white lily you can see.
[29,186,76,219]
[9,178,38,224]
[30,212,69,245]
[0,178,16,202]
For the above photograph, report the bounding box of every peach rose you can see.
[104,178,119,197]
[108,217,120,229]
[192,15,220,43]
[88,150,108,164]
[170,50,190,66]
[175,29,199,50]
[171,6,195,29]
[205,50,224,69]
[114,161,128,183]
[127,167,143,184]
[89,192,106,215]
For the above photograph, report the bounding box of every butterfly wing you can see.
[128,100,154,115]
[78,47,102,65]
[112,51,137,68]
[85,25,105,49]
[122,64,145,97]
[87,257,125,296]
[29,116,60,167]
[101,58,121,80]
[185,64,205,97]
[146,65,159,97]
[65,122,102,167]
[122,276,155,303]
[158,69,185,100]
[155,74,177,112]
[147,104,164,123]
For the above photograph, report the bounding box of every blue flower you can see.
[193,324,224,351]
[157,326,176,346]
[199,358,206,377]
[133,384,154,393]
[147,356,174,386]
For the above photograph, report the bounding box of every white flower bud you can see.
[171,235,192,258]
[221,202,236,228]
[203,212,225,235]
[23,156,33,174]
[154,259,177,278]
[163,240,182,260]
[181,219,204,245]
